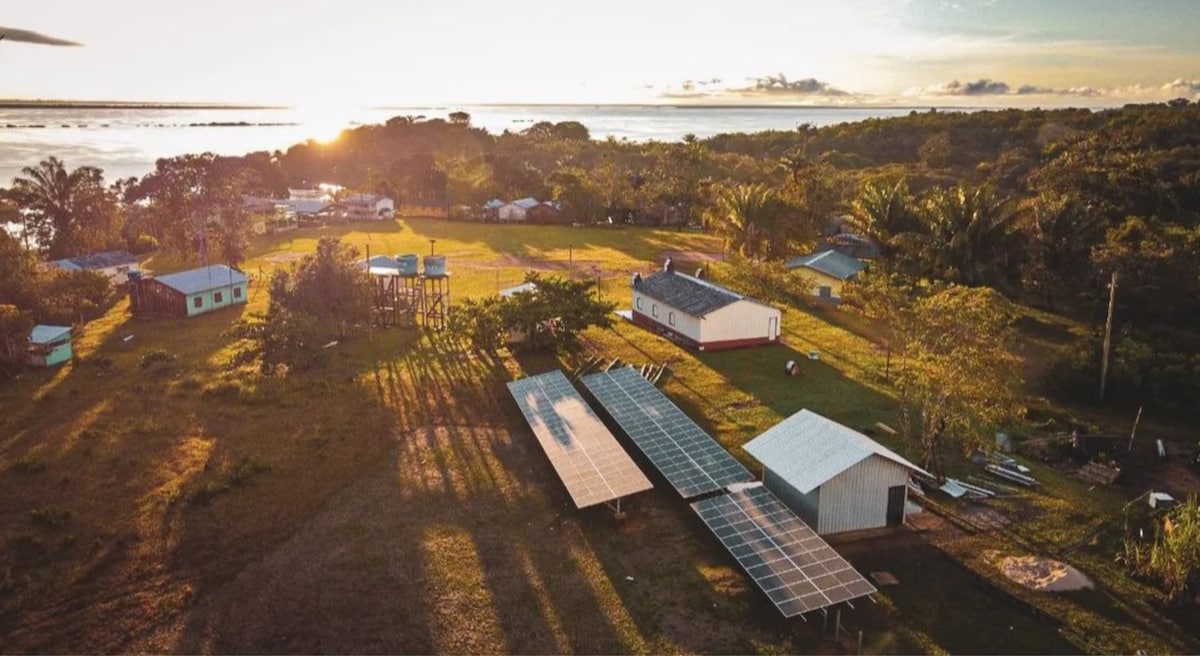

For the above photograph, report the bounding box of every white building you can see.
[498,197,541,222]
[744,409,930,535]
[631,266,781,350]
[50,250,141,284]
[340,193,395,220]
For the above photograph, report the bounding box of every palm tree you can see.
[9,156,106,256]
[706,183,787,259]
[921,185,1018,287]
[847,180,927,274]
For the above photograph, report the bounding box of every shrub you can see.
[139,348,177,371]
[29,508,72,530]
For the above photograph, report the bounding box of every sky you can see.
[1,0,1198,107]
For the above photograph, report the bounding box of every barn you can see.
[27,325,72,367]
[129,264,249,318]
[630,265,781,351]
[743,409,930,535]
[784,249,867,302]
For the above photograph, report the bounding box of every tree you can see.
[705,183,797,259]
[0,304,34,378]
[9,156,123,257]
[920,184,1019,289]
[449,273,614,352]
[272,236,373,338]
[844,276,1024,478]
[1018,193,1105,308]
[448,111,471,126]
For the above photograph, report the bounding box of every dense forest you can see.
[2,101,1199,418]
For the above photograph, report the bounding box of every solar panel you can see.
[691,486,876,617]
[580,367,753,498]
[507,371,653,509]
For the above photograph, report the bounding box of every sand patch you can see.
[995,554,1094,592]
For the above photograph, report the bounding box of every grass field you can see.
[1,219,1195,654]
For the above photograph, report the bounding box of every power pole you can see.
[1099,271,1118,402]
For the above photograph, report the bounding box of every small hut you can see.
[28,325,72,367]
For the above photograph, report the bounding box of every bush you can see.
[139,348,177,370]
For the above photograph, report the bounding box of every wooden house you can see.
[129,264,248,318]
[27,325,72,367]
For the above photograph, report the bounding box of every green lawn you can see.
[0,218,1193,654]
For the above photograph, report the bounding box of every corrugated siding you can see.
[764,468,821,528]
[817,454,911,534]
[700,300,781,343]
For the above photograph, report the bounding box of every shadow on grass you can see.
[844,541,1082,655]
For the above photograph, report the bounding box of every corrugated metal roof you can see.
[50,259,81,271]
[359,255,400,270]
[743,409,929,494]
[513,197,541,209]
[29,324,71,344]
[784,249,866,281]
[499,281,537,297]
[154,265,248,295]
[483,199,506,209]
[55,250,138,271]
[635,271,747,317]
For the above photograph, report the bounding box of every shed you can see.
[743,409,930,534]
[528,201,565,224]
[784,249,867,301]
[129,264,248,318]
[28,325,72,367]
[631,268,781,350]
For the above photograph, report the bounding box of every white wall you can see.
[498,204,527,221]
[632,290,702,342]
[97,263,140,285]
[817,454,912,534]
[700,300,781,344]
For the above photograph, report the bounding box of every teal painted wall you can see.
[30,337,72,367]
[185,282,249,317]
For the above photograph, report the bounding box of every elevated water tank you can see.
[424,255,447,278]
[397,253,420,276]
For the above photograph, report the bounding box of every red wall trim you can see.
[631,310,776,351]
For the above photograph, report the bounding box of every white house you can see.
[630,265,781,350]
[498,197,541,222]
[50,250,141,284]
[338,193,395,220]
[743,409,931,535]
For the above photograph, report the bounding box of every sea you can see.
[0,104,942,183]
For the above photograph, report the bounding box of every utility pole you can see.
[1100,271,1118,402]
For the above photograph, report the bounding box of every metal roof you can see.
[29,324,71,344]
[634,271,751,317]
[154,265,248,295]
[359,255,400,270]
[784,250,866,281]
[512,197,541,210]
[743,409,929,494]
[483,199,505,209]
[499,281,537,297]
[54,250,138,271]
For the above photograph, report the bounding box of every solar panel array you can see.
[580,367,753,498]
[507,371,653,509]
[691,486,876,616]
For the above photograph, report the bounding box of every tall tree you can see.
[920,184,1019,288]
[844,276,1024,478]
[9,157,123,258]
[705,183,796,259]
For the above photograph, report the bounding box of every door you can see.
[767,315,779,340]
[886,485,906,526]
[818,286,833,300]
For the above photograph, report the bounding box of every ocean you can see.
[0,104,936,183]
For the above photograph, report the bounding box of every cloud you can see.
[740,74,850,96]
[924,78,1012,95]
[0,26,82,47]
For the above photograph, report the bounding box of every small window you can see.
[233,286,242,299]
[193,297,203,309]
[668,311,675,326]
[214,291,224,303]
[635,297,642,310]
[652,304,658,318]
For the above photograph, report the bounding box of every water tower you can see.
[421,254,450,330]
